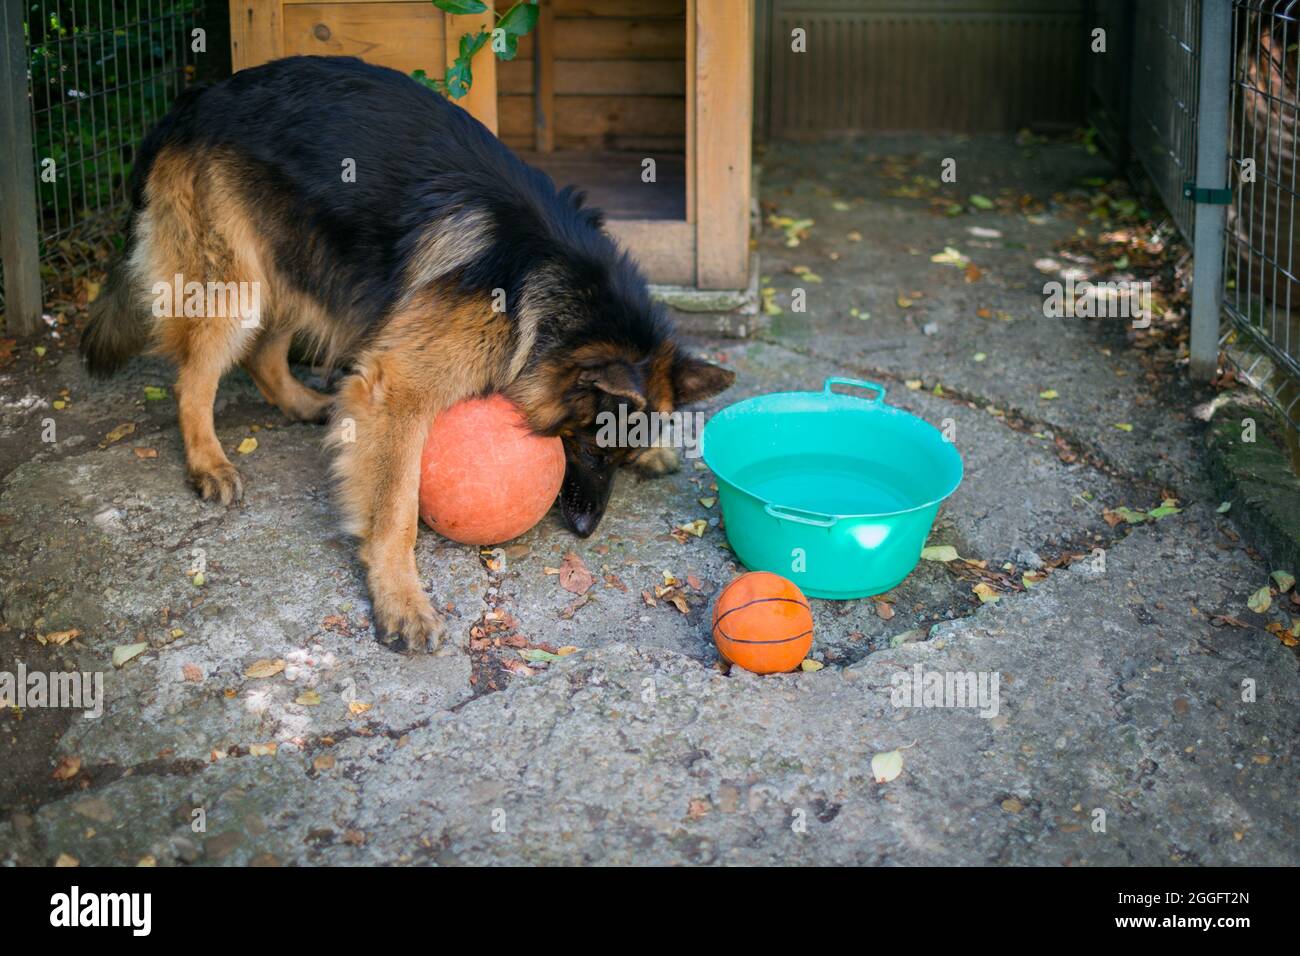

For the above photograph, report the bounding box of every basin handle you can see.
[765,503,839,528]
[824,377,886,403]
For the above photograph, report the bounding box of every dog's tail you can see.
[80,251,149,378]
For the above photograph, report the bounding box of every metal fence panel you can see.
[1,1,203,326]
[1223,0,1300,434]
[1129,0,1203,239]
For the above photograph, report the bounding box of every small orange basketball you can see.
[711,572,814,674]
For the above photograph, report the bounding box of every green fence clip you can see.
[1182,182,1233,204]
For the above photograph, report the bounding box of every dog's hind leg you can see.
[241,329,333,424]
[144,147,263,504]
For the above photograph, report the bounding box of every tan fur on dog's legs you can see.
[176,349,244,505]
[329,287,511,653]
[331,364,444,652]
[242,329,333,423]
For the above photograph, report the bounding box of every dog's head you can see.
[500,193,735,536]
[511,323,734,537]
[547,342,734,536]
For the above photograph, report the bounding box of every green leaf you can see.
[411,68,446,93]
[498,1,539,36]
[1146,503,1181,520]
[433,0,487,14]
[1247,586,1272,615]
[459,29,489,59]
[1111,506,1150,524]
[1216,501,1232,513]
[519,648,563,663]
[1270,570,1295,593]
[969,194,995,209]
[144,385,168,401]
[494,30,520,60]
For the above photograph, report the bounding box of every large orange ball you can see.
[711,572,814,674]
[418,394,565,545]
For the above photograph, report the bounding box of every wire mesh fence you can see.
[1129,0,1202,242]
[1,0,205,319]
[1223,0,1300,437]
[1088,0,1300,449]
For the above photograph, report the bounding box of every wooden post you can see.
[228,0,283,72]
[0,0,42,336]
[446,1,498,135]
[534,0,554,152]
[694,0,752,289]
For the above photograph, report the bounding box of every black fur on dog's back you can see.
[119,56,670,354]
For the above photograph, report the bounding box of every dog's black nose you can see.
[568,509,600,538]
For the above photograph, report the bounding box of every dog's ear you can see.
[672,353,735,405]
[579,362,647,410]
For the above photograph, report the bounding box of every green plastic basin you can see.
[701,377,963,599]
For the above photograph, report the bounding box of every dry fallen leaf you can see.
[874,600,895,620]
[973,583,1001,604]
[236,437,258,455]
[558,551,595,595]
[871,749,904,783]
[100,422,136,448]
[182,663,203,683]
[52,756,82,781]
[920,545,960,563]
[248,742,277,757]
[1247,586,1272,615]
[112,642,148,668]
[348,700,372,716]
[800,659,824,672]
[243,658,285,679]
[39,628,81,647]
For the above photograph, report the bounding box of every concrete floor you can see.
[1,135,1296,865]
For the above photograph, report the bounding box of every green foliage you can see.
[423,0,539,99]
[26,1,200,226]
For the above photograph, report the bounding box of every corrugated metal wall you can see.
[759,0,1087,138]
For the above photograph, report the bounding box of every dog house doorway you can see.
[229,0,752,289]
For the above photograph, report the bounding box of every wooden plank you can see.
[694,0,751,288]
[685,0,694,223]
[281,3,445,75]
[499,94,684,146]
[553,0,685,16]
[445,1,497,135]
[0,0,42,335]
[607,219,694,285]
[500,58,686,95]
[229,0,283,71]
[534,0,555,151]
[512,18,684,60]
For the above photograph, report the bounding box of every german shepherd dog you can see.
[81,56,734,652]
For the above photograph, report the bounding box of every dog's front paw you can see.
[190,462,244,505]
[372,586,445,654]
[631,444,680,477]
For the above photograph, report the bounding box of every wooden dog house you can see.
[228,0,753,289]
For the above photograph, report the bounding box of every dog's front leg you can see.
[331,354,446,653]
